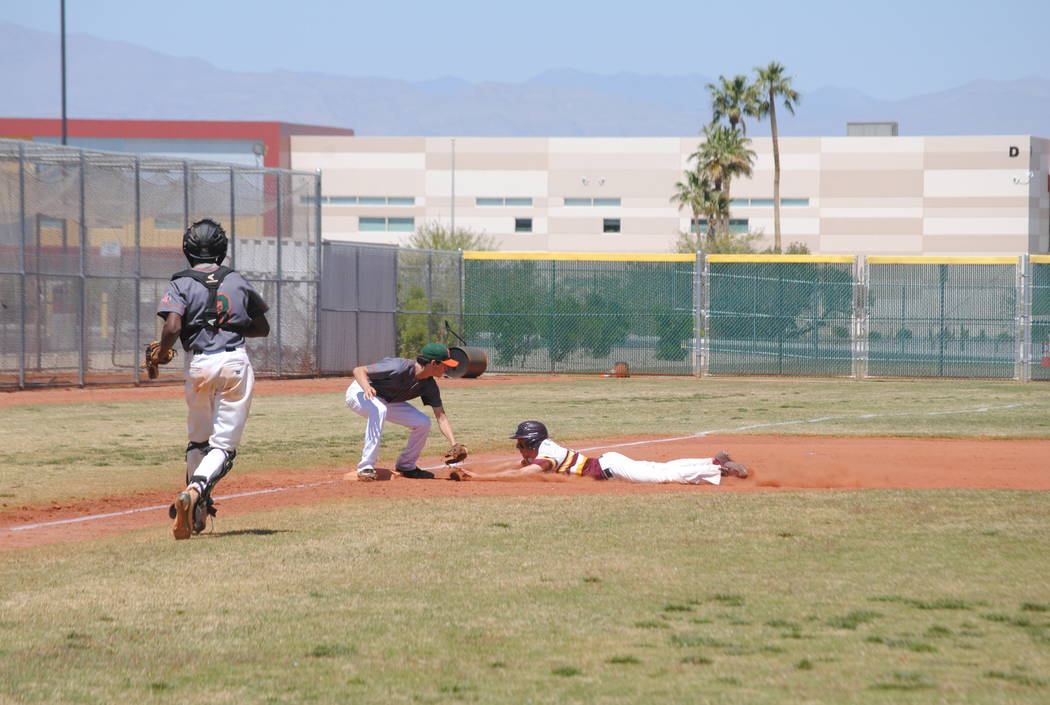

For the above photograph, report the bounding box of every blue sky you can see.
[3,0,1049,100]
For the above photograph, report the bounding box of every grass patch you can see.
[865,636,937,653]
[3,466,1050,702]
[826,610,880,630]
[870,672,934,691]
[985,671,1048,687]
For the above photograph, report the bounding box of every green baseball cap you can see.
[420,342,459,367]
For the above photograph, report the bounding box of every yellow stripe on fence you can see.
[867,256,1018,265]
[1031,255,1050,264]
[705,254,856,263]
[462,251,696,262]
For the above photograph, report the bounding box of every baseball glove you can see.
[140,341,176,379]
[448,467,472,481]
[443,443,468,464]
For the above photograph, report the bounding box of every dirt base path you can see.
[3,433,1047,552]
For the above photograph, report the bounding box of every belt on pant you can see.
[600,465,613,479]
[192,346,242,355]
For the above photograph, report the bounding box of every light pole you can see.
[60,0,67,145]
[450,137,456,236]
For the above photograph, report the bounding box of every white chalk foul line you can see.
[3,481,338,533]
[1,402,1033,534]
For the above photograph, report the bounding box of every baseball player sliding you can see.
[144,219,271,540]
[451,421,748,484]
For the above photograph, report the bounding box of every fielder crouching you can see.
[454,421,748,484]
[151,219,271,540]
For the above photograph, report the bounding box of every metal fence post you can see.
[1019,254,1031,382]
[315,170,322,373]
[854,255,867,379]
[182,160,190,227]
[275,173,284,375]
[229,166,236,267]
[78,150,87,386]
[698,251,710,377]
[693,251,703,377]
[134,156,142,384]
[18,142,27,388]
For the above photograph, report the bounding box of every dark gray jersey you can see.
[157,264,268,353]
[366,358,442,407]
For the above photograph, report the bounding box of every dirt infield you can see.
[3,376,1048,552]
[3,433,1047,552]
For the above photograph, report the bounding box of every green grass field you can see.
[2,377,1049,704]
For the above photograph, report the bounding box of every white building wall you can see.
[291,134,1048,255]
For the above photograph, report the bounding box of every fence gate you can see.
[319,242,397,373]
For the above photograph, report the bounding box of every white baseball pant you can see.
[184,348,254,484]
[345,381,431,471]
[598,451,722,485]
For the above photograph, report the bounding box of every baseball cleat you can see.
[172,491,195,540]
[714,451,731,465]
[356,468,377,482]
[397,467,435,479]
[192,496,214,534]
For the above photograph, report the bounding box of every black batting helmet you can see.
[183,218,228,265]
[510,420,548,449]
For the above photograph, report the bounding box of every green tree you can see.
[754,62,801,253]
[407,220,496,251]
[706,74,762,135]
[691,125,755,238]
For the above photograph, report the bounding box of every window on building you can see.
[603,218,621,233]
[728,197,809,208]
[308,196,415,206]
[515,218,532,233]
[565,197,621,206]
[360,217,415,232]
[691,219,749,234]
[477,197,533,206]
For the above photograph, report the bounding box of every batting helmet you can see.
[183,219,228,265]
[509,420,548,449]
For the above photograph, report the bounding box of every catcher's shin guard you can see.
[169,441,211,520]
[189,449,236,533]
[185,440,210,485]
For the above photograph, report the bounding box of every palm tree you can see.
[670,169,708,237]
[706,74,762,135]
[754,61,800,253]
[691,125,756,237]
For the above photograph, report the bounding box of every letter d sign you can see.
[1009,146,1020,157]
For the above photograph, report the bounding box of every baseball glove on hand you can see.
[443,443,469,464]
[140,341,176,379]
[448,467,473,481]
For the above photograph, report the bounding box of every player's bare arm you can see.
[244,313,270,338]
[432,406,456,446]
[461,461,548,481]
[158,312,182,358]
[351,365,376,399]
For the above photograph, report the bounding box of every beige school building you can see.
[291,134,1050,255]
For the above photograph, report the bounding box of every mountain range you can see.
[2,21,1048,137]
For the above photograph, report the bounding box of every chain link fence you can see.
[3,150,1048,388]
[462,253,696,374]
[1032,256,1050,381]
[0,139,320,388]
[704,255,857,377]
